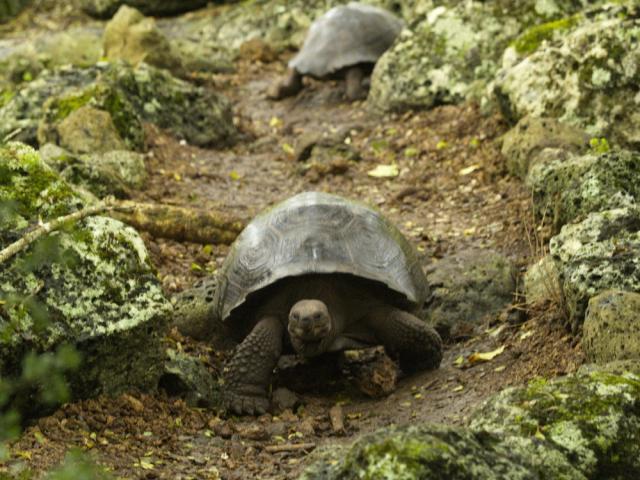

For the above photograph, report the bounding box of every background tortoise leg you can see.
[363,307,443,372]
[222,316,283,415]
[267,68,303,99]
[344,66,366,100]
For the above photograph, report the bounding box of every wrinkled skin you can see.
[222,275,443,415]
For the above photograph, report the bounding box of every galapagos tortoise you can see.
[216,191,442,415]
[267,2,403,101]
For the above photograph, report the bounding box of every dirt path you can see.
[8,52,585,480]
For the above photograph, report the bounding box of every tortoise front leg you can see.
[362,307,443,372]
[222,316,283,415]
[267,68,304,100]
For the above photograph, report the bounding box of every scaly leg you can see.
[222,316,283,415]
[345,66,366,101]
[362,307,443,372]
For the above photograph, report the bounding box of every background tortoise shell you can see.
[213,191,429,322]
[289,2,404,78]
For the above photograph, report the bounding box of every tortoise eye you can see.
[291,312,300,321]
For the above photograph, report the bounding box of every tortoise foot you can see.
[267,69,303,100]
[224,389,270,416]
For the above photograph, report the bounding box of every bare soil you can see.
[2,13,585,480]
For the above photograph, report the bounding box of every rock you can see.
[0,29,102,86]
[526,148,640,231]
[103,6,183,74]
[0,0,30,23]
[425,249,516,341]
[583,290,640,364]
[578,359,640,375]
[501,116,589,180]
[80,0,208,18]
[2,62,236,149]
[368,0,595,112]
[271,387,300,413]
[470,370,640,478]
[0,142,171,401]
[160,349,220,408]
[550,207,640,331]
[303,368,640,479]
[44,105,128,155]
[171,276,236,349]
[338,347,398,398]
[523,255,562,306]
[493,3,640,148]
[40,143,147,199]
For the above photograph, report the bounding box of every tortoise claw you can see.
[225,391,270,416]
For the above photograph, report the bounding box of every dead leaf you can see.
[367,164,399,178]
[459,164,481,175]
[468,345,506,364]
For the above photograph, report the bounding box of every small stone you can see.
[272,388,300,413]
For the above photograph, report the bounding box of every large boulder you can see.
[1,62,236,149]
[583,290,640,364]
[302,368,640,479]
[549,207,640,331]
[368,0,599,112]
[0,142,170,400]
[80,0,208,19]
[493,3,640,148]
[103,5,182,74]
[425,249,516,341]
[526,148,640,231]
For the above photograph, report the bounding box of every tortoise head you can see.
[287,299,333,357]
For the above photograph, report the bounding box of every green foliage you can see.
[45,450,111,480]
[590,137,611,154]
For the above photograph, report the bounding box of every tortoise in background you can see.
[267,3,403,101]
[214,191,442,415]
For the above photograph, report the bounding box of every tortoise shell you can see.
[214,191,428,322]
[289,2,403,78]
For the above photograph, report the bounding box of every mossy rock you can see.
[0,142,170,400]
[526,149,640,232]
[549,207,640,331]
[103,5,183,74]
[583,290,640,364]
[1,62,236,149]
[471,370,640,478]
[494,3,640,148]
[501,116,590,180]
[40,143,147,199]
[368,0,599,112]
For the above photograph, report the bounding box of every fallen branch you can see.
[1,200,245,266]
[0,201,118,265]
[109,201,245,245]
[263,443,316,454]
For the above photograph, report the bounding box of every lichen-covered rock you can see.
[303,367,640,479]
[1,62,236,149]
[80,0,208,18]
[171,276,222,342]
[550,207,640,330]
[42,105,128,154]
[40,143,147,199]
[0,142,170,399]
[494,3,640,148]
[103,5,182,74]
[526,149,640,231]
[368,0,597,112]
[424,249,516,341]
[583,290,640,364]
[501,116,589,180]
[160,349,221,408]
[0,28,102,87]
[524,255,562,305]
[471,370,640,478]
